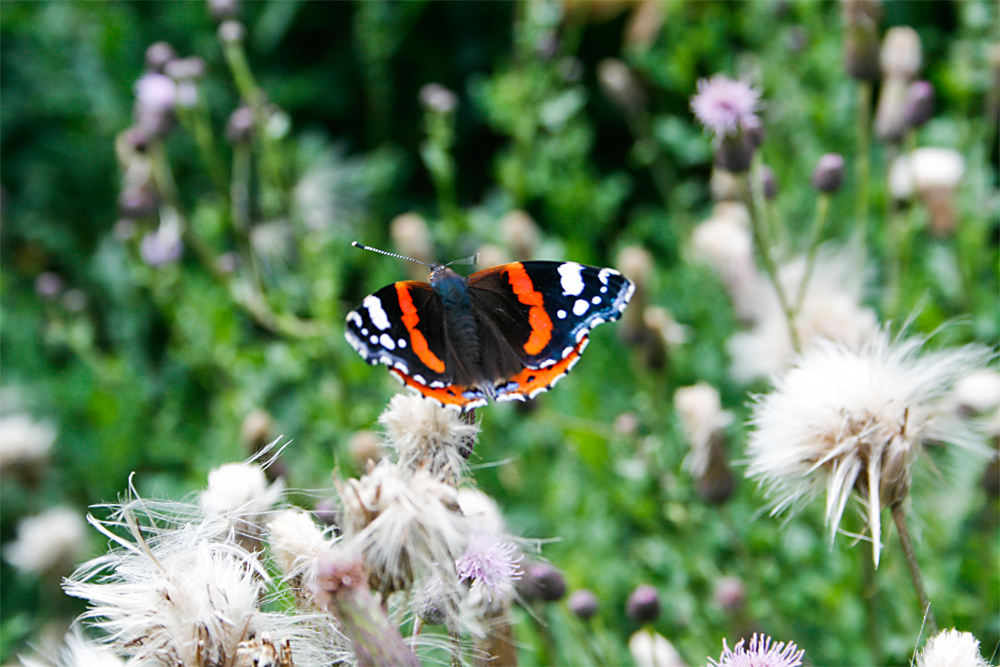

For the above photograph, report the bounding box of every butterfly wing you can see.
[344,281,488,409]
[467,260,634,401]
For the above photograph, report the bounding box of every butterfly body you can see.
[345,260,634,411]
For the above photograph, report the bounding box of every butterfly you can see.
[345,243,634,411]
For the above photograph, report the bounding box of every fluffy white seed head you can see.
[728,245,878,382]
[675,383,733,479]
[690,203,761,321]
[4,507,88,576]
[915,628,989,667]
[339,460,467,593]
[17,625,125,667]
[746,329,992,566]
[0,414,57,469]
[378,393,479,477]
[200,461,284,538]
[880,26,922,79]
[268,510,331,581]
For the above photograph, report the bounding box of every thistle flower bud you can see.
[144,41,177,74]
[713,575,745,612]
[568,589,599,620]
[626,584,661,624]
[118,183,159,219]
[218,19,245,44]
[880,26,921,80]
[518,563,566,602]
[34,272,64,301]
[311,548,422,667]
[888,147,965,235]
[226,105,255,144]
[902,80,935,129]
[164,56,206,81]
[842,0,882,81]
[133,72,176,138]
[811,153,845,193]
[140,228,183,267]
[759,164,778,199]
[598,58,646,116]
[419,83,458,114]
[208,0,239,21]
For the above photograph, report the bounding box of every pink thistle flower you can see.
[455,529,522,603]
[709,633,804,667]
[690,75,761,137]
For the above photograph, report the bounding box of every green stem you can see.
[746,160,800,352]
[221,36,288,216]
[856,81,872,239]
[891,502,938,635]
[794,193,831,310]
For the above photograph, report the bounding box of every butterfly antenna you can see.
[446,253,479,268]
[351,241,432,267]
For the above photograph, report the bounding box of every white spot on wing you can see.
[591,295,602,304]
[398,338,407,348]
[557,309,567,319]
[558,262,585,296]
[347,311,363,328]
[573,299,589,316]
[369,335,378,345]
[363,295,391,331]
[379,333,396,350]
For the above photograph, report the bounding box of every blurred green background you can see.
[1,1,997,664]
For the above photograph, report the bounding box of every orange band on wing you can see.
[505,263,553,355]
[391,369,474,408]
[395,283,446,374]
[504,338,586,397]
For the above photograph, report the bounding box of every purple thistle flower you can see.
[691,75,761,138]
[455,530,522,603]
[140,228,183,267]
[709,633,804,667]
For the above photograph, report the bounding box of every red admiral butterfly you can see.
[345,243,634,411]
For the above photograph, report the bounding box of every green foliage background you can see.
[1,1,997,664]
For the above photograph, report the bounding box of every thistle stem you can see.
[745,162,801,352]
[891,502,938,635]
[855,81,871,239]
[794,193,831,310]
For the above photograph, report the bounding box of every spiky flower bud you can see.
[626,584,661,624]
[218,19,245,44]
[915,629,989,667]
[902,80,935,129]
[811,153,845,192]
[568,589,599,620]
[710,634,804,667]
[842,0,882,81]
[144,41,177,74]
[419,83,458,114]
[519,563,566,603]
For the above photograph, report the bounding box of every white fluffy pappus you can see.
[267,509,334,582]
[17,625,125,667]
[4,507,88,576]
[339,460,467,593]
[675,383,734,480]
[378,393,480,477]
[746,328,993,566]
[0,414,57,470]
[63,491,352,667]
[915,628,990,667]
[728,245,878,383]
[199,461,284,535]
